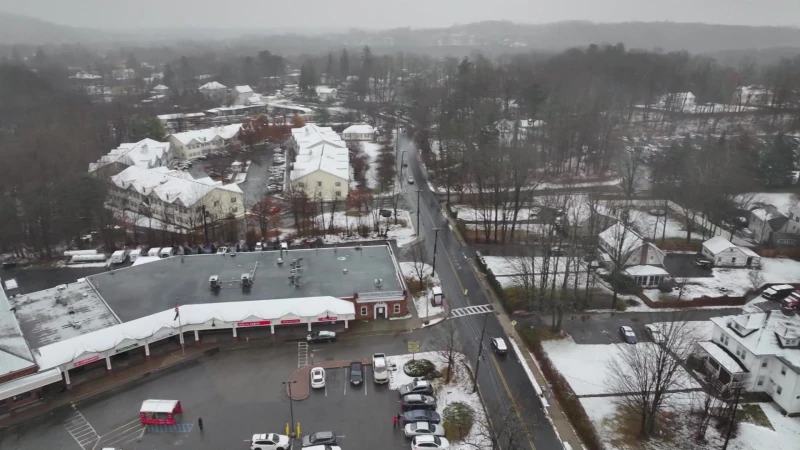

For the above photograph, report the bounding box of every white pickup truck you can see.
[373,353,388,384]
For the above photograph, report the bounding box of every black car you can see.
[349,361,363,385]
[402,410,441,424]
[400,394,437,411]
[306,331,337,343]
[302,431,337,447]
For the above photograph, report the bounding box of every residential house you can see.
[151,84,169,96]
[315,86,338,102]
[107,166,244,231]
[167,124,243,160]
[289,125,349,201]
[112,68,136,81]
[598,222,667,287]
[199,81,228,102]
[701,236,761,268]
[341,124,377,142]
[732,85,774,107]
[233,85,254,105]
[749,205,800,247]
[89,139,173,178]
[657,92,696,111]
[697,310,800,415]
[494,119,544,143]
[282,84,300,96]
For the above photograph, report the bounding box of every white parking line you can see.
[364,368,368,396]
[343,368,348,396]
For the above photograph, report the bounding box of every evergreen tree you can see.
[340,49,350,79]
[162,64,175,89]
[325,52,334,84]
[298,62,317,98]
[760,133,795,186]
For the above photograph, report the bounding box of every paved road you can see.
[398,133,561,450]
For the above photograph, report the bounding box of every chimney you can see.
[640,241,649,265]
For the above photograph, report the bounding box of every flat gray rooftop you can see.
[90,245,404,322]
[9,280,120,349]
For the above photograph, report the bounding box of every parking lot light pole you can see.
[431,227,440,277]
[472,312,489,393]
[282,380,297,437]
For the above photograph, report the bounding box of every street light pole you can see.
[472,312,489,393]
[431,227,440,277]
[282,381,297,437]
[415,189,422,234]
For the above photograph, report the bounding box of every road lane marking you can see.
[489,351,537,450]
[343,368,348,395]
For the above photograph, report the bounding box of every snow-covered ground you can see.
[398,262,444,318]
[289,209,416,247]
[482,255,591,289]
[633,210,705,241]
[360,141,384,189]
[541,337,700,397]
[386,352,490,450]
[430,178,622,195]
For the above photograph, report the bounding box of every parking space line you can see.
[364,368,368,396]
[343,368,348,396]
[64,410,99,450]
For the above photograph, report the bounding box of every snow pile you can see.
[398,262,443,318]
[386,352,491,450]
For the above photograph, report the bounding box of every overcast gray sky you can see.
[2,0,799,30]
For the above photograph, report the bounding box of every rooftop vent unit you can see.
[68,320,82,330]
[55,295,69,307]
[374,278,383,289]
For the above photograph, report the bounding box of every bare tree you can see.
[466,402,527,450]
[433,317,461,383]
[408,242,429,291]
[618,148,643,199]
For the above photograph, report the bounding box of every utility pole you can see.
[282,380,297,437]
[472,312,489,393]
[202,205,209,247]
[431,227,440,277]
[415,189,422,234]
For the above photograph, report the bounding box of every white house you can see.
[732,85,774,107]
[698,311,800,415]
[289,124,349,201]
[315,86,337,102]
[749,206,800,246]
[199,81,228,102]
[494,119,544,143]
[112,68,136,80]
[341,124,376,142]
[89,139,173,176]
[151,84,169,96]
[167,124,242,160]
[234,85,254,105]
[657,92,696,111]
[598,222,667,287]
[107,166,244,230]
[701,236,761,268]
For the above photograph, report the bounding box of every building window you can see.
[781,366,787,376]
[732,257,736,264]
[393,304,401,314]
[231,197,237,203]
[213,200,219,207]
[335,181,341,187]
[335,191,342,197]
[360,306,367,315]
[762,361,767,368]
[777,386,783,395]
[232,207,238,213]
[757,376,764,386]
[317,181,323,187]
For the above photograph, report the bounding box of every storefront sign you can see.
[115,343,139,354]
[237,320,271,328]
[318,316,338,322]
[73,355,100,368]
[280,319,301,324]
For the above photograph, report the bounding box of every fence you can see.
[758,248,800,258]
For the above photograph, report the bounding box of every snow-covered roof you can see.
[703,236,736,255]
[110,166,242,208]
[0,367,62,401]
[132,256,161,266]
[315,86,336,95]
[0,280,36,377]
[152,84,168,90]
[89,138,171,172]
[169,124,242,146]
[69,72,102,80]
[158,112,206,121]
[712,311,800,372]
[33,296,356,370]
[235,85,254,94]
[624,265,669,276]
[599,222,643,256]
[199,81,226,90]
[697,341,747,374]
[291,143,350,181]
[342,124,375,135]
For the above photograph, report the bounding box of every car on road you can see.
[407,176,415,184]
[403,410,441,424]
[250,432,290,450]
[644,324,665,344]
[307,331,337,343]
[548,246,566,256]
[404,421,446,438]
[254,242,264,251]
[619,326,638,344]
[310,367,326,389]
[400,394,437,411]
[491,337,508,355]
[411,435,450,449]
[399,380,433,396]
[301,431,337,447]
[648,208,667,216]
[349,361,363,385]
[694,257,713,268]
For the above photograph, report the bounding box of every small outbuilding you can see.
[701,236,760,268]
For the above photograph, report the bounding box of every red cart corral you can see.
[139,399,183,425]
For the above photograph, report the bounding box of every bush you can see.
[403,359,435,377]
[442,401,475,441]
[615,300,628,312]
[658,279,675,292]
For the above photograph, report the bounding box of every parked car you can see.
[648,208,667,216]
[400,394,437,411]
[411,435,450,449]
[780,291,800,310]
[491,337,508,355]
[402,410,441,424]
[254,242,264,251]
[399,380,433,396]
[310,367,326,389]
[407,176,415,184]
[404,421,446,438]
[307,331,337,343]
[548,246,566,256]
[762,284,796,301]
[644,324,665,344]
[694,257,713,268]
[349,361,363,385]
[301,431,337,447]
[619,326,637,344]
[250,433,290,450]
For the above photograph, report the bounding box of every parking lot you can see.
[0,331,428,450]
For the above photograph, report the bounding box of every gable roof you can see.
[169,124,242,146]
[342,124,375,135]
[110,166,242,207]
[712,311,800,373]
[235,85,253,94]
[89,139,171,172]
[703,236,736,255]
[199,81,226,90]
[598,222,643,256]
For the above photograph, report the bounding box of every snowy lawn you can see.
[288,209,416,247]
[541,337,700,397]
[633,210,705,241]
[483,255,592,289]
[387,352,490,450]
[398,262,444,318]
[360,141,384,189]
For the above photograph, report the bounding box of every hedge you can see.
[404,359,436,377]
[518,328,603,450]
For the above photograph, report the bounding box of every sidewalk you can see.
[473,263,584,450]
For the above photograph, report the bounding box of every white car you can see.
[404,421,446,438]
[217,246,228,254]
[412,435,450,449]
[644,324,666,344]
[407,176,415,184]
[250,433,290,450]
[310,367,326,389]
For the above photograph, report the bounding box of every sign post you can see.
[408,341,420,361]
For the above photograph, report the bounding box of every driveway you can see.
[663,253,712,278]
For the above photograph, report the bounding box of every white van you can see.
[762,284,795,301]
[110,250,128,264]
[129,248,142,262]
[147,247,161,257]
[159,247,174,258]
